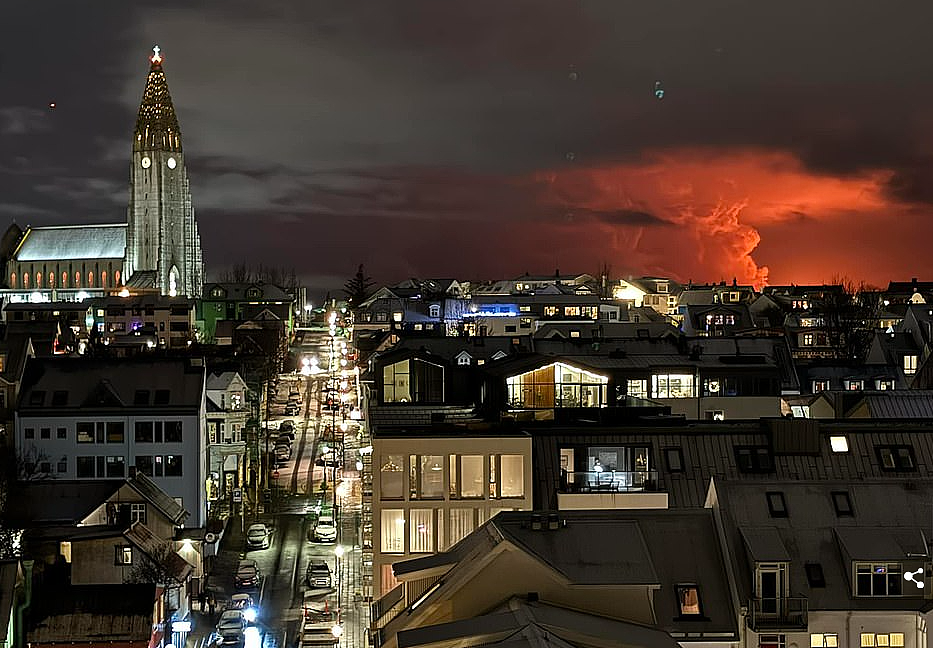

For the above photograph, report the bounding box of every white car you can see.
[311,515,337,543]
[246,523,270,550]
[216,609,245,644]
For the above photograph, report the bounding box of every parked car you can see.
[310,515,337,543]
[246,523,270,550]
[277,431,295,444]
[216,609,246,644]
[235,562,261,589]
[279,420,294,432]
[306,559,333,589]
[228,593,254,610]
[274,443,291,459]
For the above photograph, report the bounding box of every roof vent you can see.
[547,513,562,530]
[531,513,543,530]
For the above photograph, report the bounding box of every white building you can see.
[372,431,533,596]
[15,357,208,527]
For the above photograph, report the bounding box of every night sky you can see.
[3,2,933,292]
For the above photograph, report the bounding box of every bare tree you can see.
[816,277,882,361]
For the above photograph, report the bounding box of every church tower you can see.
[126,46,203,298]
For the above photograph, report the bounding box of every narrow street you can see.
[192,323,366,648]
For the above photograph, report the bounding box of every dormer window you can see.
[246,288,260,299]
[210,287,224,298]
[855,563,902,596]
[658,283,668,293]
[456,353,471,366]
[812,379,830,392]
[846,379,864,391]
[429,304,441,318]
[903,355,918,375]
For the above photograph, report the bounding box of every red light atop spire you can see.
[150,45,162,65]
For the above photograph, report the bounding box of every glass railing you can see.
[560,470,660,493]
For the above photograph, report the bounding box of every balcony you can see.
[557,470,668,510]
[746,597,808,631]
[562,470,659,493]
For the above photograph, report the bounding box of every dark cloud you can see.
[6,1,933,288]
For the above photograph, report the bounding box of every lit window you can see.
[381,509,404,553]
[829,435,849,453]
[861,634,875,647]
[115,545,133,565]
[409,509,434,554]
[392,312,403,322]
[803,333,814,346]
[846,379,864,391]
[676,584,702,616]
[627,379,648,399]
[813,379,830,392]
[904,355,918,375]
[457,354,471,366]
[379,455,404,500]
[652,373,696,398]
[890,634,905,647]
[811,634,838,648]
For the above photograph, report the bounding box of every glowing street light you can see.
[331,624,344,638]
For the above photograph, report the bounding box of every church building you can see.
[4,46,203,299]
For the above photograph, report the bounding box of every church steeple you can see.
[126,45,202,299]
[133,45,181,153]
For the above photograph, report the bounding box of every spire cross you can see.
[151,45,162,64]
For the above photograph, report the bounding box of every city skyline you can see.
[4,2,933,291]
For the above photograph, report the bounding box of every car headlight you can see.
[243,607,257,623]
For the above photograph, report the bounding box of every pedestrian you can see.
[198,590,206,613]
[208,593,216,616]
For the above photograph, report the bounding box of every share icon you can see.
[903,568,925,588]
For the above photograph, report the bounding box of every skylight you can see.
[829,435,849,453]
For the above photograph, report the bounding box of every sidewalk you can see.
[185,516,248,648]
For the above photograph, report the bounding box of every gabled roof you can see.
[713,479,933,611]
[845,391,933,418]
[13,224,127,262]
[18,357,205,412]
[202,282,292,302]
[127,473,188,525]
[124,522,193,581]
[397,598,681,648]
[393,509,736,637]
[206,371,245,392]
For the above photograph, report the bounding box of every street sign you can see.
[233,488,242,503]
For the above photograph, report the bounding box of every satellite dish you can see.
[204,532,217,544]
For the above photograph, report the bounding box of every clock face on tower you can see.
[167,157,177,169]
[141,156,151,169]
